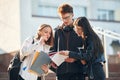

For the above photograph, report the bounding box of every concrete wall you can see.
[89,0,120,20]
[0,0,21,53]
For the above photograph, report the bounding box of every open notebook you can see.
[49,52,68,66]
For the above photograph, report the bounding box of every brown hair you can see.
[57,3,73,15]
[36,24,53,46]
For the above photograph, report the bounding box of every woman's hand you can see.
[41,64,49,74]
[39,36,48,45]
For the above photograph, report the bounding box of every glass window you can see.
[32,0,87,18]
[32,0,58,17]
[74,6,87,18]
[97,9,114,21]
[109,11,114,20]
[38,5,58,17]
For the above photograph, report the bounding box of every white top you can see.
[19,36,50,80]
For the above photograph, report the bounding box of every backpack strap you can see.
[17,51,26,62]
[21,55,26,61]
[32,38,34,44]
[32,36,35,44]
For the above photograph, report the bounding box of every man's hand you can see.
[59,50,69,56]
[65,58,76,63]
[81,60,86,65]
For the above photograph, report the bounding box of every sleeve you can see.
[20,36,42,57]
[69,40,94,62]
[81,41,94,61]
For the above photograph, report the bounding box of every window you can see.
[97,9,114,21]
[38,5,58,17]
[32,0,58,17]
[32,0,87,18]
[74,6,87,18]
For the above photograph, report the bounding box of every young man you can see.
[51,3,85,80]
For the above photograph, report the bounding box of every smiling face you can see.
[36,24,53,46]
[39,26,52,41]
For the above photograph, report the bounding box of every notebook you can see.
[29,51,51,76]
[49,52,68,66]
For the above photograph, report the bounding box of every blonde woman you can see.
[19,24,53,80]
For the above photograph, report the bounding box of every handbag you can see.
[8,51,26,80]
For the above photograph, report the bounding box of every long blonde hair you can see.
[35,24,54,46]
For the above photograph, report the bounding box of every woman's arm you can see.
[59,41,94,62]
[20,37,42,57]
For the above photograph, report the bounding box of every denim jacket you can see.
[69,36,105,79]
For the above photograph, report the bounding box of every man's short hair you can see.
[57,3,73,14]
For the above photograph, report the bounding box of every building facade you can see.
[0,0,120,55]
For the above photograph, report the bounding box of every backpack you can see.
[8,36,34,80]
[8,51,26,80]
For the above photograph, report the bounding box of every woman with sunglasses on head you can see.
[59,17,106,80]
[18,24,53,80]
